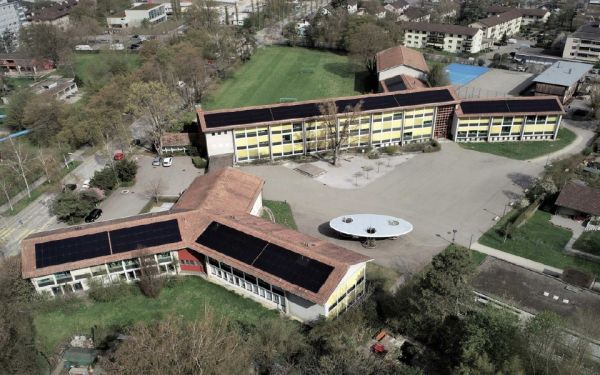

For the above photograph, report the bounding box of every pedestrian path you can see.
[471,242,563,274]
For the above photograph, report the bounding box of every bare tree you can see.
[1,138,33,198]
[318,100,362,166]
[362,165,374,179]
[36,148,58,183]
[0,167,16,212]
[137,252,163,299]
[352,171,363,186]
[145,178,164,204]
[376,160,385,173]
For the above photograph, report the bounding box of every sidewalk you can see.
[471,242,563,275]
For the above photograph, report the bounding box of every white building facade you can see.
[0,0,21,51]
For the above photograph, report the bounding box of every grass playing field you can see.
[203,46,370,110]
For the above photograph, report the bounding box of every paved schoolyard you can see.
[456,69,535,99]
[241,132,591,275]
[98,155,203,221]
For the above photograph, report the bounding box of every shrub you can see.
[582,147,593,156]
[191,156,207,169]
[561,268,595,288]
[115,159,138,183]
[382,145,399,155]
[91,168,118,191]
[138,256,163,298]
[87,279,136,303]
[367,152,379,159]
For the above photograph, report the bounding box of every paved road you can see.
[0,149,107,256]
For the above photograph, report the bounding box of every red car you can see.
[113,150,124,161]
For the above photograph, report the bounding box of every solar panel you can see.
[253,244,334,293]
[271,103,321,121]
[196,221,266,264]
[196,221,334,293]
[204,108,274,128]
[461,99,562,115]
[35,232,111,268]
[394,89,455,107]
[360,95,401,111]
[110,219,182,253]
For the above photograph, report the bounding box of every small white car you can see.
[152,156,161,166]
[81,179,91,189]
[162,157,173,167]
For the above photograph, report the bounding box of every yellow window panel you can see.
[293,143,304,151]
[236,150,249,158]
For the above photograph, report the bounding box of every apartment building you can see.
[469,10,522,42]
[562,22,600,62]
[22,168,371,322]
[486,5,550,26]
[25,0,77,29]
[0,0,21,51]
[452,97,564,142]
[402,22,483,54]
[107,3,167,28]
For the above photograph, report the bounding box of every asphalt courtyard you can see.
[242,124,593,276]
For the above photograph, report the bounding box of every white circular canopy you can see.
[329,214,413,239]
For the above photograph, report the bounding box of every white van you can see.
[75,45,93,51]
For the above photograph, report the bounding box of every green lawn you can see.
[480,210,600,276]
[203,46,368,110]
[459,128,577,160]
[573,230,600,256]
[262,200,298,229]
[64,52,140,88]
[472,250,488,266]
[34,277,285,354]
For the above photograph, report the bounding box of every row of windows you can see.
[328,276,365,313]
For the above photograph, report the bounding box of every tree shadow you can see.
[323,62,357,79]
[322,62,377,93]
[502,190,521,200]
[507,172,535,189]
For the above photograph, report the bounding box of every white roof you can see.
[329,214,413,238]
[533,61,593,87]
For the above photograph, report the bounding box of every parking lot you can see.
[241,134,590,275]
[98,154,202,221]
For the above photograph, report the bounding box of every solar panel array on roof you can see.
[35,232,110,268]
[110,219,182,254]
[460,99,562,115]
[203,89,456,129]
[196,221,334,293]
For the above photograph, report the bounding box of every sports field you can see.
[203,46,369,110]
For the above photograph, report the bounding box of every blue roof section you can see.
[533,61,593,87]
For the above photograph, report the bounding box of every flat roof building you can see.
[21,168,371,322]
[107,3,167,28]
[532,61,592,103]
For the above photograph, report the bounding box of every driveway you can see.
[97,154,202,221]
[241,132,593,275]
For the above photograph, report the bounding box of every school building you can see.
[196,87,565,163]
[21,168,371,322]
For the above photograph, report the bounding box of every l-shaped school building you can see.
[21,168,371,322]
[197,87,565,164]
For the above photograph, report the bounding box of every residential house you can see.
[555,182,600,218]
[398,8,431,22]
[160,132,197,154]
[383,0,409,16]
[469,10,522,42]
[486,5,550,26]
[402,22,484,54]
[375,45,429,91]
[562,22,600,63]
[0,54,53,76]
[25,0,77,29]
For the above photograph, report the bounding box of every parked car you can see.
[162,157,173,167]
[152,156,162,166]
[113,150,124,161]
[84,208,102,223]
[81,179,91,189]
[63,183,77,192]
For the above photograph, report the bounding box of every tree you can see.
[318,100,362,166]
[51,190,97,224]
[4,88,33,131]
[525,178,558,202]
[404,245,475,341]
[0,29,16,54]
[100,311,251,374]
[459,0,488,25]
[345,22,393,73]
[22,95,65,147]
[524,311,564,374]
[1,138,33,198]
[137,253,163,298]
[172,42,210,107]
[90,167,118,191]
[36,148,59,183]
[127,81,179,155]
[19,23,69,63]
[114,159,138,183]
[427,64,450,87]
[0,167,18,212]
[145,178,164,204]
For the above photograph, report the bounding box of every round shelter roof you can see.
[329,214,413,239]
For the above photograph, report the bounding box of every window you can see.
[72,282,83,291]
[54,271,72,283]
[283,134,292,143]
[37,277,55,288]
[208,258,219,267]
[293,123,302,131]
[75,273,91,280]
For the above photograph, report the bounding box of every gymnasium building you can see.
[21,168,371,322]
[197,87,565,164]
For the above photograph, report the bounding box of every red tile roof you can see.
[376,45,429,73]
[21,168,371,305]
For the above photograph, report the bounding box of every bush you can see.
[583,147,593,156]
[91,167,118,191]
[138,256,163,298]
[115,159,138,183]
[87,279,136,303]
[367,152,379,159]
[382,145,399,155]
[191,156,207,169]
[501,200,540,238]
